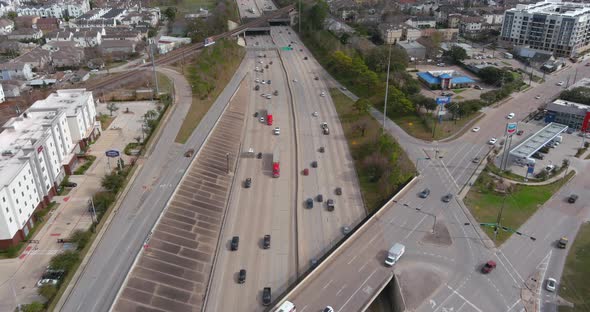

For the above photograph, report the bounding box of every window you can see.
[21,192,24,197]
[16,199,18,204]
[9,217,12,223]
[19,209,21,214]
[2,197,4,203]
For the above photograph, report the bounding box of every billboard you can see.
[436,96,451,105]
[204,37,215,47]
[506,122,518,136]
[105,150,121,158]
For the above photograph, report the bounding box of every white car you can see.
[37,279,58,287]
[323,306,335,312]
[545,164,555,172]
[535,95,541,99]
[312,111,319,117]
[507,113,515,119]
[546,278,557,292]
[472,127,481,132]
[255,78,260,83]
[259,116,265,123]
[320,91,326,97]
[273,127,280,135]
[557,81,564,86]
[488,137,497,145]
[265,94,272,99]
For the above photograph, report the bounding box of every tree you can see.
[50,251,79,272]
[353,98,371,115]
[340,33,350,44]
[107,103,119,116]
[101,172,125,193]
[308,0,329,31]
[445,46,467,64]
[70,229,92,250]
[164,7,177,22]
[365,46,408,73]
[6,11,17,20]
[560,87,590,105]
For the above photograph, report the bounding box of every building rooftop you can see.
[509,122,569,159]
[510,0,590,17]
[547,99,590,114]
[417,71,476,84]
[29,89,92,117]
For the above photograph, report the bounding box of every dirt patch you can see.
[421,219,453,246]
[397,264,445,310]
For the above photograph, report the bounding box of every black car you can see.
[257,152,262,159]
[317,194,323,202]
[254,85,260,91]
[566,128,575,134]
[230,236,239,251]
[314,76,319,80]
[311,161,318,168]
[335,187,342,195]
[254,112,259,117]
[263,235,271,249]
[326,199,335,211]
[419,188,430,198]
[442,193,453,203]
[568,194,578,203]
[319,147,325,153]
[306,198,313,208]
[532,152,544,160]
[244,178,252,188]
[238,269,246,284]
[267,80,271,85]
[262,287,272,306]
[516,130,524,136]
[42,270,64,280]
[64,182,77,188]
[304,56,308,60]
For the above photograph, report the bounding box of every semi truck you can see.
[384,243,405,266]
[272,148,280,178]
[267,106,273,125]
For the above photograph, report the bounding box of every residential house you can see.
[51,46,85,68]
[410,1,438,16]
[12,47,51,70]
[406,27,421,41]
[0,81,22,97]
[0,41,32,55]
[0,18,14,35]
[396,40,427,59]
[405,16,436,29]
[459,16,484,34]
[157,36,190,54]
[482,11,504,25]
[16,0,90,19]
[100,40,136,60]
[378,24,403,44]
[327,0,358,21]
[14,15,39,29]
[435,5,458,24]
[7,28,43,41]
[72,29,102,47]
[35,17,60,33]
[0,62,33,80]
[420,28,459,41]
[69,69,89,83]
[44,30,74,43]
[101,29,143,42]
[447,14,462,29]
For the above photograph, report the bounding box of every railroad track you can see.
[88,5,294,92]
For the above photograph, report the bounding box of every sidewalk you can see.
[0,101,158,310]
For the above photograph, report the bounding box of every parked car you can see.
[472,127,481,132]
[568,194,578,203]
[64,182,77,187]
[254,85,260,91]
[306,198,313,208]
[566,128,575,134]
[341,226,351,235]
[474,85,483,90]
[238,269,247,284]
[311,161,318,168]
[516,130,524,135]
[314,76,319,80]
[532,152,544,160]
[442,193,453,203]
[545,164,555,172]
[244,178,252,188]
[316,194,323,202]
[263,235,271,249]
[557,81,564,86]
[303,56,308,60]
[535,95,541,99]
[419,188,430,198]
[230,236,239,251]
[481,260,496,273]
[488,137,498,145]
[319,146,325,153]
[303,168,309,176]
[546,278,557,292]
[323,306,335,312]
[312,111,319,117]
[507,112,515,119]
[326,199,335,211]
[259,116,265,123]
[184,149,195,157]
[37,279,58,287]
[262,287,272,306]
[335,187,342,195]
[320,91,326,97]
[472,157,481,163]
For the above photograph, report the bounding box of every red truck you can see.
[272,148,280,178]
[267,106,273,125]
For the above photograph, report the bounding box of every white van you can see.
[385,243,405,266]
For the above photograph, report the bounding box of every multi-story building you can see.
[545,99,590,130]
[500,0,590,58]
[0,89,98,248]
[16,0,90,19]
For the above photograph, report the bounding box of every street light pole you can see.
[382,43,393,135]
[226,153,231,174]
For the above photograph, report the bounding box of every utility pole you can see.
[88,197,97,225]
[298,0,301,34]
[382,43,393,135]
[149,38,160,96]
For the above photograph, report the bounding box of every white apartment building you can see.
[0,84,4,103]
[16,0,90,19]
[0,110,72,248]
[500,0,590,57]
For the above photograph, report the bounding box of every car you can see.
[323,306,335,312]
[546,278,557,292]
[566,127,575,134]
[37,279,58,287]
[259,116,265,123]
[323,127,330,135]
[267,80,271,85]
[545,164,555,172]
[321,122,328,129]
[262,287,272,306]
[516,130,524,135]
[184,149,195,157]
[442,193,453,202]
[535,95,541,99]
[312,111,319,117]
[481,260,496,274]
[293,79,298,82]
[474,85,483,90]
[306,198,313,208]
[303,56,308,60]
[335,187,342,195]
[265,94,271,99]
[317,194,323,202]
[230,236,239,251]
[273,90,278,96]
[303,168,309,176]
[507,112,515,119]
[534,114,544,121]
[488,137,497,145]
[257,152,262,159]
[540,146,550,153]
[311,161,318,168]
[532,152,544,160]
[263,234,271,249]
[319,146,325,153]
[419,188,430,198]
[64,182,77,187]
[255,78,260,83]
[586,63,590,67]
[558,236,568,248]
[472,157,481,163]
[314,76,319,80]
[568,194,578,203]
[340,86,347,91]
[320,91,326,97]
[472,127,481,132]
[437,63,445,67]
[557,81,564,86]
[273,127,280,135]
[91,69,99,73]
[341,226,351,235]
[254,112,259,118]
[310,258,318,268]
[238,269,247,283]
[326,199,335,211]
[244,178,252,188]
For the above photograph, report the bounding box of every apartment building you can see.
[500,0,590,57]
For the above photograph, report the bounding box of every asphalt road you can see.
[58,62,253,311]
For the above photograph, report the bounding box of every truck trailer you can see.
[272,148,280,178]
[267,106,273,126]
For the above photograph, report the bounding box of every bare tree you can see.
[107,103,119,116]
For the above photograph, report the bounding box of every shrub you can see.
[70,230,92,251]
[38,285,58,301]
[18,302,45,312]
[49,250,79,273]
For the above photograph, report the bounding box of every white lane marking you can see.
[432,289,457,312]
[346,254,358,265]
[336,284,347,296]
[456,302,467,312]
[338,269,377,311]
[430,299,437,308]
[537,252,552,311]
[403,214,428,241]
[446,285,483,312]
[358,261,368,272]
[300,305,308,312]
[506,299,521,312]
[494,252,520,286]
[323,279,333,290]
[498,250,525,284]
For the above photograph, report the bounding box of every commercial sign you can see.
[527,163,535,174]
[506,122,518,136]
[436,96,451,105]
[37,146,44,154]
[105,149,121,158]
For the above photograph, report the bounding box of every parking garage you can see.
[508,122,569,164]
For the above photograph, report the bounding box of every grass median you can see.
[464,171,575,244]
[330,89,414,212]
[558,221,590,312]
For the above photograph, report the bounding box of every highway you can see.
[273,26,590,312]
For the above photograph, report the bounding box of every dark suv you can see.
[238,269,246,284]
[442,193,453,203]
[306,198,313,208]
[263,235,271,249]
[419,188,430,198]
[326,199,335,211]
[244,178,252,188]
[262,287,272,306]
[568,194,578,203]
[230,236,239,251]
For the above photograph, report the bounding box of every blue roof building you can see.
[417,71,475,90]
